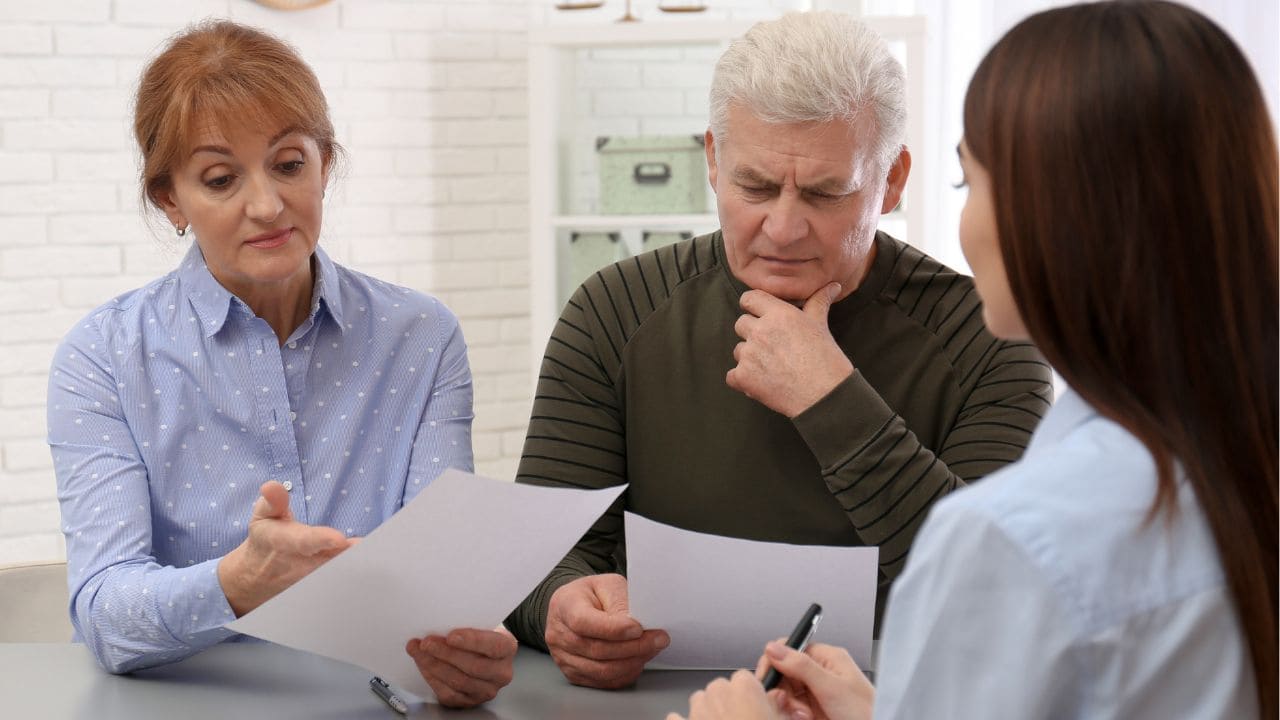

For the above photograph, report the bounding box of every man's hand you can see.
[726,282,854,418]
[406,626,518,708]
[217,481,353,616]
[545,573,670,688]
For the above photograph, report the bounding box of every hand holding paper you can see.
[545,573,670,689]
[405,626,518,707]
[228,470,625,703]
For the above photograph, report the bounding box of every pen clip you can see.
[797,610,822,650]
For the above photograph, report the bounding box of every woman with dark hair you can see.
[669,2,1277,718]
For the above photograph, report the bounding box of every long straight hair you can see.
[964,1,1277,714]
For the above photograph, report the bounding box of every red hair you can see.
[133,20,341,211]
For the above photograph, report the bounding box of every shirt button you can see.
[281,481,294,492]
[290,411,297,421]
[288,342,297,349]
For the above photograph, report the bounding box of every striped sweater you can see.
[506,230,1052,649]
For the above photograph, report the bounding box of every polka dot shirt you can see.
[47,243,474,673]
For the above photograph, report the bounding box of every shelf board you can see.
[530,20,754,47]
[551,213,719,230]
[530,16,925,48]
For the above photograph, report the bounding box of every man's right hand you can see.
[544,573,670,688]
[217,480,353,616]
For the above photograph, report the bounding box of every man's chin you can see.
[750,278,818,304]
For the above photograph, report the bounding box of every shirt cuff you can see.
[790,370,897,471]
[156,558,239,644]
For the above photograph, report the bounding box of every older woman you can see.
[671,2,1277,718]
[47,20,514,708]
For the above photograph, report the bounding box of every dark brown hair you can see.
[133,20,342,211]
[964,1,1277,714]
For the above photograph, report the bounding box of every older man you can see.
[506,11,1051,689]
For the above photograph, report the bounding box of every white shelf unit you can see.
[528,17,927,369]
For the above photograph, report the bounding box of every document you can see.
[626,512,878,670]
[228,470,624,701]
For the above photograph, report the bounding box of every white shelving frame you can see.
[527,17,927,370]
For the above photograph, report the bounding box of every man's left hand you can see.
[726,282,854,418]
[406,626,518,708]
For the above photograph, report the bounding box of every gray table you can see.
[0,643,730,719]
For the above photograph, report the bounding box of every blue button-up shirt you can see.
[48,243,474,673]
[875,389,1255,718]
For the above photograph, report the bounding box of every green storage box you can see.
[596,135,708,215]
[561,230,626,306]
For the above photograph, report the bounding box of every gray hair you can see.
[709,11,907,172]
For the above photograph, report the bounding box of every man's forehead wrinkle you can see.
[732,160,862,194]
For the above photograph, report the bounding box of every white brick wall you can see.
[0,0,536,564]
[0,0,828,566]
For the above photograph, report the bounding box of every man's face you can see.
[706,104,909,302]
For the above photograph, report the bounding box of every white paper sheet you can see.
[626,512,878,670]
[228,469,624,701]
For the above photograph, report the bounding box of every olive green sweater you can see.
[507,231,1052,649]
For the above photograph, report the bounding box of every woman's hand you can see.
[216,480,354,616]
[754,641,875,720]
[665,669,785,720]
[406,626,518,708]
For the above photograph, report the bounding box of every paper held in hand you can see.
[229,470,625,701]
[626,511,878,670]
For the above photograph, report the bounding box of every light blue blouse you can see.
[875,389,1256,719]
[47,243,474,673]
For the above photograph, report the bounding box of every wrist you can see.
[789,362,854,418]
[216,547,253,617]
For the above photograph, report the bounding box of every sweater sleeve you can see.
[504,281,629,651]
[791,340,1052,586]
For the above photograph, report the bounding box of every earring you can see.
[176,225,188,237]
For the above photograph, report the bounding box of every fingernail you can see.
[765,641,787,659]
[655,633,670,649]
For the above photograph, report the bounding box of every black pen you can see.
[370,676,409,715]
[761,603,823,691]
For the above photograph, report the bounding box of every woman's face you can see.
[156,120,328,300]
[957,140,1028,340]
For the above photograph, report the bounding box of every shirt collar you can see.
[178,242,345,338]
[1026,386,1099,455]
[311,245,345,333]
[179,242,235,338]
